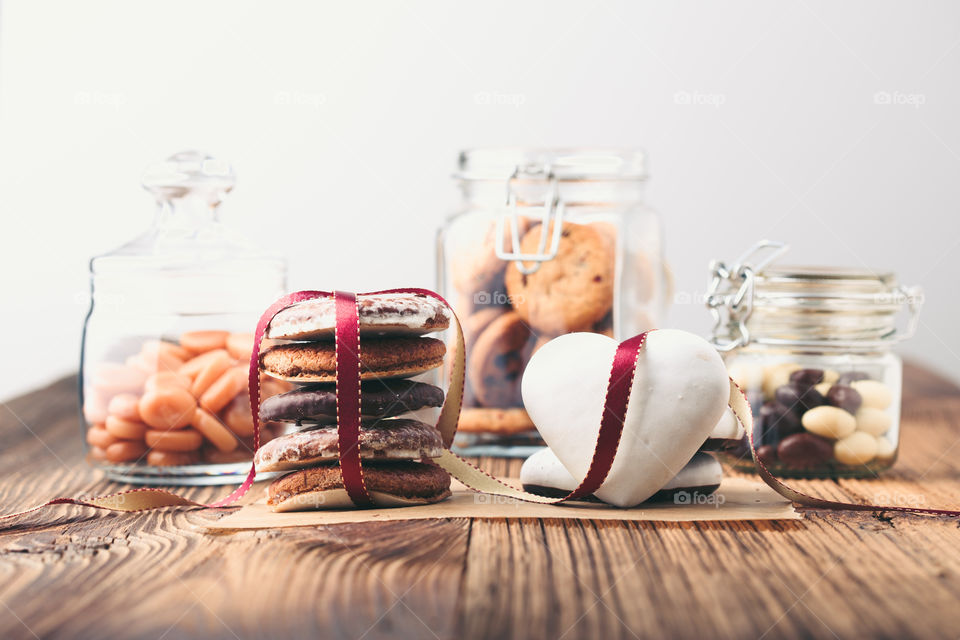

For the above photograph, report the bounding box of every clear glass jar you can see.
[437,148,669,457]
[80,151,287,485]
[707,242,922,478]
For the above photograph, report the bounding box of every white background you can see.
[2,0,959,400]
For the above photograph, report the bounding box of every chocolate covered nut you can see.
[777,433,834,468]
[875,437,896,461]
[837,371,870,386]
[801,405,856,440]
[850,380,892,410]
[855,407,892,436]
[756,444,778,466]
[789,368,824,387]
[826,384,863,414]
[823,369,839,385]
[775,383,825,414]
[834,431,878,465]
[759,402,802,441]
[762,363,800,400]
[814,382,832,397]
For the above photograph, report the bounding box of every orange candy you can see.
[147,450,199,466]
[145,428,203,452]
[178,348,231,379]
[226,332,255,361]
[86,425,118,449]
[88,446,108,461]
[191,407,238,452]
[200,367,246,414]
[145,371,192,392]
[105,440,148,463]
[107,393,141,421]
[138,387,197,430]
[190,350,233,397]
[105,415,148,440]
[180,330,229,354]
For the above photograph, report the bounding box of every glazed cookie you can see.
[457,407,535,434]
[254,418,445,472]
[520,448,722,502]
[260,380,445,424]
[467,311,532,407]
[451,216,533,296]
[267,292,450,340]
[261,337,446,382]
[268,461,452,511]
[504,222,615,334]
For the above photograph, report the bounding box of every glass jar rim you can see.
[455,147,648,182]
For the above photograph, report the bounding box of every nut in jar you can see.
[438,149,669,456]
[708,241,921,478]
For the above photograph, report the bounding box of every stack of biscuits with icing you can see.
[255,293,453,511]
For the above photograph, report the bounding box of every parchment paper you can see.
[207,476,799,529]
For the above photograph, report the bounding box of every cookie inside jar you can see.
[438,148,667,456]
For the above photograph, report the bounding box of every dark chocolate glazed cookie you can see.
[260,379,445,424]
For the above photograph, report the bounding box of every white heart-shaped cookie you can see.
[520,330,729,507]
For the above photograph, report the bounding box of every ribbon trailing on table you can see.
[2,288,960,523]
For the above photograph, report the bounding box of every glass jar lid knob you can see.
[142,150,236,207]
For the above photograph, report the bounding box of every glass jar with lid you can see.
[707,241,923,477]
[80,150,287,485]
[437,148,669,457]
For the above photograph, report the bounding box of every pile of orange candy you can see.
[84,331,289,466]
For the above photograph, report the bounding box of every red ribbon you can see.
[2,288,959,521]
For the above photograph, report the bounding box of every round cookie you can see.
[260,380,445,424]
[467,311,532,407]
[254,418,445,472]
[457,407,535,434]
[261,337,446,382]
[267,461,452,511]
[267,293,450,340]
[504,222,615,334]
[451,216,533,296]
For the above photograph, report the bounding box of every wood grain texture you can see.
[0,364,959,640]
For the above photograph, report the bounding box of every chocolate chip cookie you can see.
[504,221,614,334]
[467,311,531,407]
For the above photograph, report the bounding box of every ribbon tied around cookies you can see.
[2,287,960,521]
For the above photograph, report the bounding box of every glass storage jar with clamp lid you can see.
[707,241,923,478]
[437,148,670,457]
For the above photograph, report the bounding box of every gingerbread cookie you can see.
[267,293,450,340]
[260,380,445,424]
[254,418,445,472]
[268,461,452,510]
[260,337,445,382]
[504,222,614,334]
[467,311,531,407]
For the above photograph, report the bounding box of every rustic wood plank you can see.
[0,364,958,640]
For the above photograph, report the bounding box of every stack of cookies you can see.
[255,293,454,511]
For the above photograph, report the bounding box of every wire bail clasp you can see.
[706,240,789,352]
[495,164,565,275]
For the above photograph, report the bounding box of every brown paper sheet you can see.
[206,476,799,530]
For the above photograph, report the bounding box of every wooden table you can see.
[1,365,959,640]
